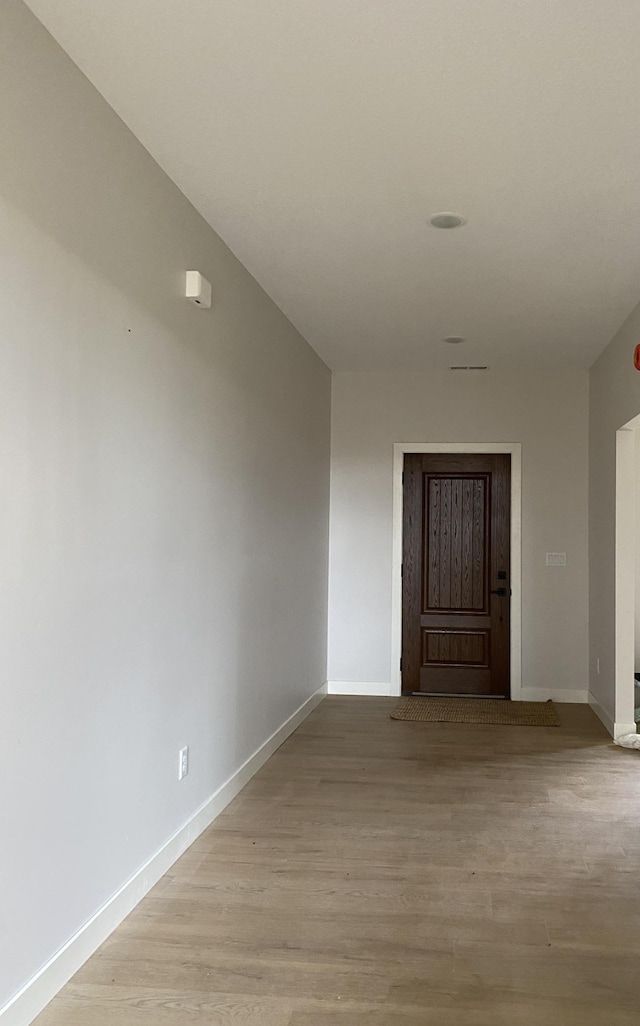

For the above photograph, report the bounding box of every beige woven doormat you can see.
[390,697,560,726]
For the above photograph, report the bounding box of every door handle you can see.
[490,587,507,596]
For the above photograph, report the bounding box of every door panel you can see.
[425,475,489,613]
[402,454,511,697]
[422,629,489,665]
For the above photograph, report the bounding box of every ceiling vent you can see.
[449,365,489,371]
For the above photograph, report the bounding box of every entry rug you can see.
[390,697,560,726]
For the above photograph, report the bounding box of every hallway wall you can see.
[0,1,330,1017]
[589,300,640,730]
[636,432,640,672]
[328,368,589,698]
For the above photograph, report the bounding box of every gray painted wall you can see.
[328,368,589,697]
[589,301,640,724]
[0,0,330,1010]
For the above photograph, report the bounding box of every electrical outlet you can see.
[178,746,189,781]
[596,657,600,675]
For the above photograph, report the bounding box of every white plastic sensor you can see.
[185,270,212,309]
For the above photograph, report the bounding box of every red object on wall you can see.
[635,344,640,370]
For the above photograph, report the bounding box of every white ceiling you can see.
[25,0,640,370]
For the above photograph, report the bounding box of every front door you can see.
[401,453,511,697]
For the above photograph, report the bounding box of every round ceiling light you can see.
[429,212,467,229]
[443,336,466,344]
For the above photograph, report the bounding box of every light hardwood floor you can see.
[34,698,640,1025]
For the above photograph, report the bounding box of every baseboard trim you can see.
[588,690,617,737]
[327,683,590,703]
[613,722,637,738]
[0,683,327,1026]
[328,681,392,696]
[520,688,588,704]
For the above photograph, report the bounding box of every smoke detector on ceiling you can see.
[429,212,467,229]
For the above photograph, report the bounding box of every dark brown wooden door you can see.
[401,453,511,698]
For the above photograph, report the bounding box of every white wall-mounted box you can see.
[185,270,212,308]
[546,552,567,566]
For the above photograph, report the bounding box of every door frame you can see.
[391,442,522,699]
[613,414,640,735]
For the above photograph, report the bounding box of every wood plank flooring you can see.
[34,698,640,1025]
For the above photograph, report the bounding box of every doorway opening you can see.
[615,413,640,733]
[391,443,522,699]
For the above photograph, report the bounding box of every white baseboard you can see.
[613,722,637,738]
[588,690,636,739]
[328,681,392,696]
[0,683,327,1026]
[590,689,635,738]
[520,687,588,704]
[588,690,615,736]
[327,683,590,703]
